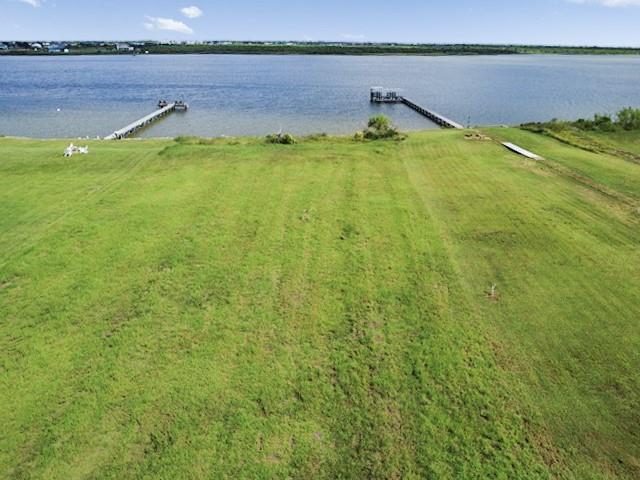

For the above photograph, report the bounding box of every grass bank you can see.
[0,129,638,478]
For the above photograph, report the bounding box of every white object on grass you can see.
[502,142,542,160]
[64,143,89,157]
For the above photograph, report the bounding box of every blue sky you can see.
[2,0,640,46]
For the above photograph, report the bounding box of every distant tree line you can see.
[3,42,640,57]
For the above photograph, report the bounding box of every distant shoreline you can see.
[2,43,640,57]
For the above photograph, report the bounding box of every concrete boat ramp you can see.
[502,142,543,160]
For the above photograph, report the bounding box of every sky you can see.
[2,0,640,46]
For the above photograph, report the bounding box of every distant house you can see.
[30,42,43,51]
[0,43,8,51]
[48,43,68,53]
[116,43,134,52]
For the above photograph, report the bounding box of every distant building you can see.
[30,43,43,50]
[0,43,8,51]
[116,43,134,52]
[48,43,68,53]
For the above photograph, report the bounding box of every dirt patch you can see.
[526,420,563,470]
[465,133,492,141]
[518,159,555,178]
[487,339,522,374]
[577,185,639,226]
[0,275,18,291]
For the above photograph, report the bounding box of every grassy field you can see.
[0,129,638,479]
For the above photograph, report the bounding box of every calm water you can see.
[1,54,640,138]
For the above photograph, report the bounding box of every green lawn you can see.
[1,130,638,479]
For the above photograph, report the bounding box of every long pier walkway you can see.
[105,101,187,140]
[370,88,464,129]
[400,97,464,129]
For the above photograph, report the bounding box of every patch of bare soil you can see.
[525,419,563,471]
[465,132,492,141]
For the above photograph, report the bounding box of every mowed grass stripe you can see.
[402,130,640,478]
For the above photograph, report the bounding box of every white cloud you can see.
[181,6,203,19]
[568,0,640,6]
[144,16,194,35]
[19,0,41,7]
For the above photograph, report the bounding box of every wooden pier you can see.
[400,97,464,129]
[370,88,464,129]
[105,100,187,140]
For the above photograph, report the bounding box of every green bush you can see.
[266,132,297,145]
[594,114,615,132]
[617,107,640,131]
[367,115,392,131]
[358,115,405,141]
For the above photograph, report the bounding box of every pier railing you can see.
[370,88,463,129]
[105,100,187,140]
[400,97,464,129]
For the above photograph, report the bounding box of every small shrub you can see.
[359,115,405,141]
[368,115,392,131]
[266,132,297,145]
[593,114,615,132]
